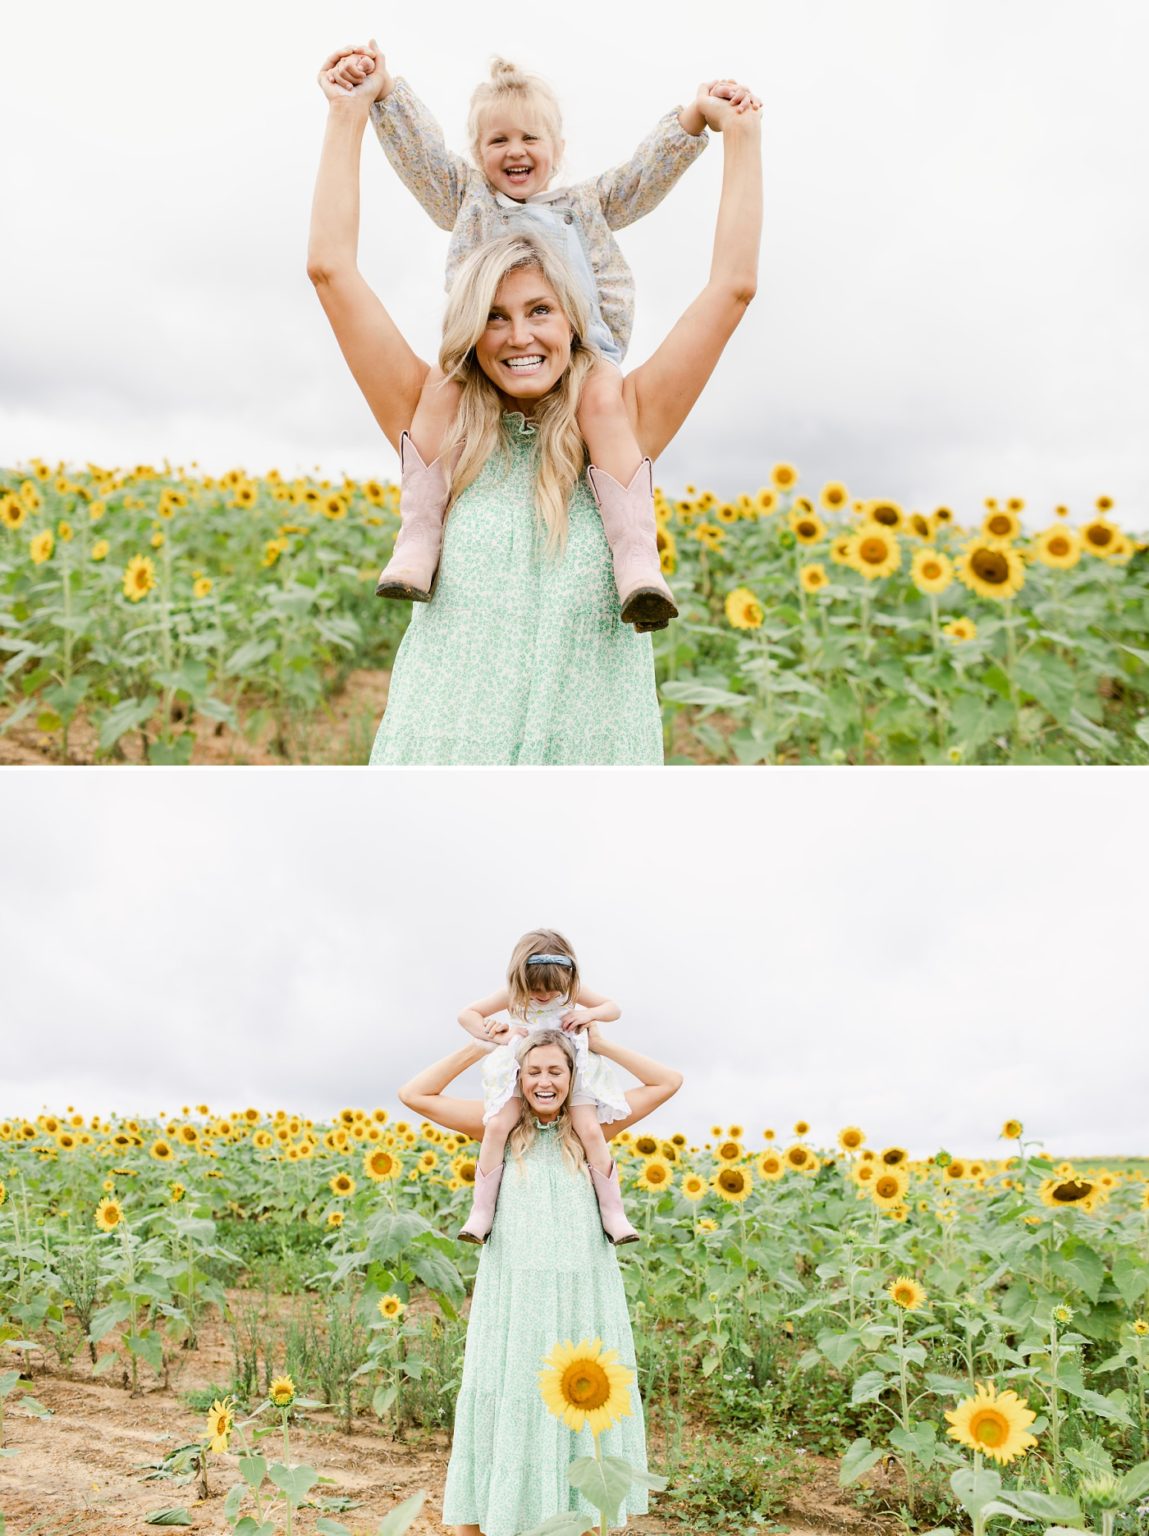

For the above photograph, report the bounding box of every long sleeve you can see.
[591,110,709,232]
[368,77,470,232]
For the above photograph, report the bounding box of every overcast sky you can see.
[4,769,1145,1159]
[2,1,1147,523]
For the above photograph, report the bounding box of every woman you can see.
[398,1026,683,1536]
[308,63,761,764]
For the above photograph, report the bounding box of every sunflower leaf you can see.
[839,1438,885,1486]
[567,1454,632,1519]
[850,1371,891,1406]
[600,1454,667,1492]
[376,1492,426,1535]
[517,1516,597,1536]
[951,1465,1002,1515]
[1117,1462,1149,1503]
[143,1509,192,1526]
[997,1492,1085,1524]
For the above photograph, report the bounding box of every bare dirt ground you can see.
[0,1308,881,1536]
[0,671,391,768]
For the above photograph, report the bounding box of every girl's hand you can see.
[318,38,392,104]
[483,1019,512,1045]
[711,79,762,114]
[559,1006,594,1034]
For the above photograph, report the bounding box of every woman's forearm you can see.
[307,101,370,281]
[398,1042,487,1103]
[710,115,762,305]
[591,1034,683,1092]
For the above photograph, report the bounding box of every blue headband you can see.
[527,954,573,967]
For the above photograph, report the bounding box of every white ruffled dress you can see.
[480,997,630,1126]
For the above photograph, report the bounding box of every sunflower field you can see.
[1,458,1147,765]
[2,1108,1148,1534]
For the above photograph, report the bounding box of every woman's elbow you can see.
[664,1069,684,1096]
[396,1083,415,1110]
[306,253,353,289]
[729,278,758,310]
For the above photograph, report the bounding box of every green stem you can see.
[1003,600,1021,755]
[928,591,944,749]
[594,1430,607,1536]
[857,587,871,762]
[895,1307,916,1511]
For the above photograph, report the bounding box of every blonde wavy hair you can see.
[466,57,564,172]
[437,232,598,554]
[507,1029,587,1176]
[505,927,579,1020]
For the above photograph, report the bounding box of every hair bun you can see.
[489,56,527,87]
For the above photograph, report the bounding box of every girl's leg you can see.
[375,368,460,601]
[579,360,677,631]
[458,1096,519,1244]
[571,1104,639,1245]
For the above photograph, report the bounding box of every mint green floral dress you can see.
[369,416,662,766]
[441,1123,649,1536]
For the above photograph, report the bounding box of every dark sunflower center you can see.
[923,561,941,579]
[1086,525,1112,547]
[720,1170,744,1191]
[972,549,1008,583]
[797,520,816,537]
[988,515,1013,536]
[873,507,898,526]
[1049,537,1068,556]
[1054,1179,1092,1203]
[860,537,887,564]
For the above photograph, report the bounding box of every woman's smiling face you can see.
[520,1042,572,1121]
[474,265,574,410]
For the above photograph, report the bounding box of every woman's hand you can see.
[700,82,762,133]
[318,38,392,105]
[583,1019,605,1052]
[711,79,762,114]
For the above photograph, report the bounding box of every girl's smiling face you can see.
[478,108,559,201]
[520,1042,572,1121]
[474,265,574,408]
[528,988,561,1007]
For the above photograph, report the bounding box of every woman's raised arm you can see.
[583,1026,684,1137]
[624,93,762,461]
[307,53,429,452]
[396,1041,489,1139]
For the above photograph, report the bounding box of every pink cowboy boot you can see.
[588,1160,640,1245]
[457,1163,504,1245]
[586,458,678,632]
[375,432,450,601]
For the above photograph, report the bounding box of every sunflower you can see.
[365,1147,402,1181]
[837,1126,865,1153]
[725,586,764,630]
[378,1293,406,1321]
[871,1171,909,1210]
[1,494,27,529]
[635,1157,674,1193]
[851,1161,878,1187]
[800,562,828,593]
[943,617,977,642]
[945,1381,1038,1465]
[269,1375,296,1408]
[94,1197,123,1232]
[1079,515,1121,558]
[982,509,1022,542]
[713,1166,752,1203]
[694,523,725,552]
[633,1134,659,1158]
[30,529,55,564]
[956,538,1026,601]
[790,508,827,545]
[847,523,901,580]
[793,1121,810,1136]
[330,1172,355,1197]
[204,1397,234,1453]
[829,533,853,566]
[821,481,849,511]
[756,1152,784,1181]
[122,554,156,602]
[453,1156,477,1185]
[865,500,904,531]
[657,526,677,575]
[889,1276,927,1310]
[911,548,953,595]
[771,462,798,490]
[681,1172,707,1201]
[1039,1176,1097,1211]
[715,1139,744,1165]
[1031,525,1081,570]
[697,1217,718,1233]
[539,1338,636,1436]
[150,1139,174,1162]
[1000,1120,1023,1140]
[193,575,213,599]
[906,512,932,539]
[784,1144,813,1172]
[1133,1319,1149,1337]
[880,1147,908,1167]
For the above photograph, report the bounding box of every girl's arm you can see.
[397,1043,488,1139]
[592,88,711,233]
[582,1025,684,1137]
[307,60,430,452]
[458,988,515,1043]
[623,96,762,461]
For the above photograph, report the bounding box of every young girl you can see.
[456,928,638,1245]
[324,41,759,631]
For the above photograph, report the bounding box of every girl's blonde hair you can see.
[505,927,580,1020]
[507,1028,586,1175]
[438,232,597,553]
[466,57,564,170]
